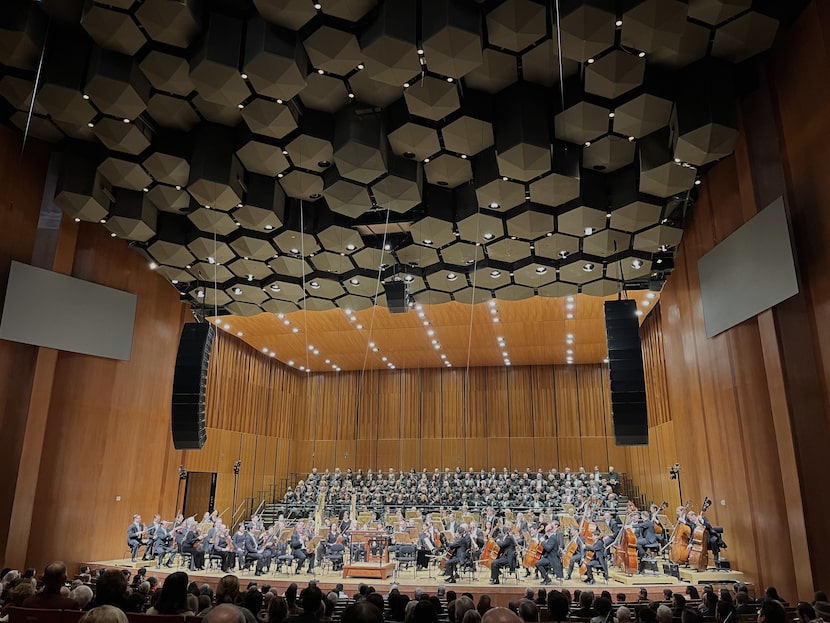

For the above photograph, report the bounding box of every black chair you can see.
[326,543,346,572]
[396,544,417,579]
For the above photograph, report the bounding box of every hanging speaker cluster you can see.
[171,322,215,450]
[604,299,648,446]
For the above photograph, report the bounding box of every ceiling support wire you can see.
[22,21,48,155]
[553,0,567,114]
[299,200,311,372]
[463,204,482,464]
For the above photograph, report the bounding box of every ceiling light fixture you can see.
[631,259,644,269]
[490,270,501,278]
[582,263,595,272]
[446,273,457,281]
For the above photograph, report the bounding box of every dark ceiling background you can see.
[0,0,809,317]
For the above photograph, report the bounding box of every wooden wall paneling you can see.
[377,371,401,440]
[399,439,419,472]
[466,368,490,439]
[420,369,443,465]
[440,369,465,439]
[510,438,535,470]
[486,368,509,438]
[557,437,582,471]
[531,367,556,437]
[553,367,579,437]
[580,437,608,471]
[576,365,607,437]
[533,437,558,470]
[441,437,465,470]
[315,374,340,441]
[507,367,533,437]
[487,437,510,469]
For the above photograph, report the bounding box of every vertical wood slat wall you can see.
[188,338,630,520]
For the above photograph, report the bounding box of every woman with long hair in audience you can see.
[79,605,128,623]
[147,571,194,616]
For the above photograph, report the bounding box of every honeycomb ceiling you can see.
[0,0,807,338]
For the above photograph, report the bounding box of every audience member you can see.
[592,598,614,623]
[412,600,439,623]
[716,600,736,623]
[21,562,79,610]
[477,596,492,617]
[71,585,94,610]
[79,605,128,623]
[572,591,597,618]
[700,591,718,618]
[616,607,631,623]
[656,605,672,623]
[90,570,128,611]
[147,572,193,616]
[342,601,385,623]
[204,603,247,623]
[481,607,522,623]
[517,600,538,623]
[617,594,626,604]
[463,610,483,623]
[758,600,786,623]
[547,591,569,623]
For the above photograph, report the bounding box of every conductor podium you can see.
[342,530,396,579]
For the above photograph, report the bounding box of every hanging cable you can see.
[22,20,48,155]
[360,207,392,375]
[553,0,567,114]
[299,200,311,372]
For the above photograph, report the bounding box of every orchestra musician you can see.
[565,527,585,580]
[291,521,315,574]
[181,518,205,571]
[650,504,666,545]
[241,524,269,576]
[633,511,660,573]
[443,524,471,583]
[213,526,235,573]
[537,520,564,585]
[489,523,517,585]
[686,511,727,564]
[583,528,609,584]
[232,524,248,570]
[147,514,162,546]
[127,514,149,562]
[152,520,176,569]
[416,520,436,570]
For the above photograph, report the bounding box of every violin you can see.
[688,497,712,571]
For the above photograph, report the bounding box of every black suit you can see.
[635,519,659,557]
[127,523,147,561]
[490,533,516,581]
[291,532,315,573]
[243,532,268,574]
[565,535,585,579]
[182,530,205,570]
[584,538,608,582]
[153,526,176,567]
[536,531,563,582]
[444,532,470,580]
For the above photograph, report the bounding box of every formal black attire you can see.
[584,538,608,583]
[127,522,148,561]
[232,530,248,570]
[443,532,470,581]
[153,526,176,567]
[242,532,268,575]
[213,534,235,572]
[489,532,516,582]
[634,519,659,559]
[291,531,315,573]
[565,535,585,579]
[536,530,563,583]
[182,529,205,570]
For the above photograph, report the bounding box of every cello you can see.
[669,500,692,564]
[688,497,712,571]
[479,539,500,568]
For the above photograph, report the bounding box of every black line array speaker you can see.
[171,322,215,450]
[604,300,648,446]
[385,281,408,314]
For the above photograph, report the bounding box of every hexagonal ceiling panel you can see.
[0,0,804,322]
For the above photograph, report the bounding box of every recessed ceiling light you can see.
[292,327,299,333]
[566,313,573,319]
[384,244,391,251]
[431,339,437,345]
[695,179,701,185]
[502,351,508,357]
[233,287,242,295]
[587,58,595,64]
[382,356,387,362]
[237,332,243,337]
[635,310,643,316]
[535,266,547,274]
[404,275,414,283]
[287,360,294,366]
[446,273,457,281]
[356,324,363,329]
[308,344,315,351]
[631,259,644,269]
[313,349,319,355]
[110,232,117,237]
[559,250,569,258]
[427,329,434,336]
[350,316,357,322]
[262,347,268,353]
[490,308,497,315]
[646,292,656,299]
[566,349,573,355]
[123,118,130,123]
[350,278,360,285]
[299,366,305,371]
[615,19,623,26]
[566,333,573,339]
[423,239,432,245]
[357,63,365,70]
[603,357,610,363]
[423,321,429,326]
[434,344,440,349]
[440,354,446,359]
[446,77,453,83]
[585,141,591,147]
[346,243,356,251]
[483,233,494,240]
[87,122,94,128]
[493,317,500,323]
[584,227,593,235]
[270,352,276,358]
[638,51,646,58]
[404,82,410,88]
[566,303,575,310]
[582,262,595,272]
[490,270,501,278]
[309,281,320,289]
[609,112,615,118]
[283,319,290,325]
[642,300,650,306]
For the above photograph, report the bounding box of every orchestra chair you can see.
[325,543,346,573]
[207,551,225,571]
[8,607,58,623]
[459,550,478,582]
[641,544,660,575]
[498,553,520,584]
[395,544,418,580]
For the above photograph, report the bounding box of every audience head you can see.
[764,588,784,603]
[617,607,632,623]
[269,596,289,623]
[204,603,247,623]
[686,587,700,600]
[814,592,828,604]
[216,575,240,604]
[595,598,613,619]
[814,601,830,622]
[639,607,657,623]
[640,589,649,601]
[716,600,736,623]
[464,610,483,623]
[579,590,595,609]
[342,600,385,623]
[302,584,323,614]
[477,595,492,616]
[663,590,674,601]
[72,585,94,609]
[518,599,538,623]
[657,605,673,623]
[481,607,523,623]
[155,571,190,615]
[704,591,719,609]
[198,595,211,614]
[80,605,128,623]
[681,606,703,623]
[547,591,570,623]
[42,561,68,589]
[94,570,128,607]
[413,599,439,623]
[367,591,385,614]
[10,581,36,605]
[758,600,787,623]
[617,593,627,603]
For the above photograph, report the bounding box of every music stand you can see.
[559,515,579,533]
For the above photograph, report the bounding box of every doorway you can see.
[183,471,217,519]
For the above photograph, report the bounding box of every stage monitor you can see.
[0,260,137,360]
[698,197,798,338]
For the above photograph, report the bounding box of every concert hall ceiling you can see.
[0,0,808,357]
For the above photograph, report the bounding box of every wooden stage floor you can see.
[84,557,747,608]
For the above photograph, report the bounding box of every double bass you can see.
[688,497,712,571]
[613,511,639,575]
[669,500,692,564]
